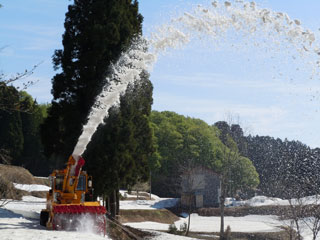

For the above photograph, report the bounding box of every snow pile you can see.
[13,183,50,192]
[119,190,161,200]
[227,195,320,207]
[244,196,284,206]
[119,190,178,209]
[120,197,179,210]
[73,0,320,157]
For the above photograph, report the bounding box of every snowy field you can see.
[125,214,281,233]
[0,184,317,239]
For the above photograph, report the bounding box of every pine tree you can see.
[41,0,144,167]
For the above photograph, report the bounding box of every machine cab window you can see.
[55,175,64,191]
[76,174,86,191]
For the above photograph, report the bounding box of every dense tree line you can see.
[0,82,48,175]
[246,135,320,198]
[214,121,320,198]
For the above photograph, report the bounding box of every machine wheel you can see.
[40,210,49,227]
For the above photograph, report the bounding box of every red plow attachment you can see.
[52,205,107,235]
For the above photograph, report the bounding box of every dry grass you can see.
[0,174,23,202]
[33,177,50,186]
[197,205,292,217]
[0,164,35,184]
[119,209,180,224]
[107,220,152,240]
[0,164,49,202]
[188,230,295,240]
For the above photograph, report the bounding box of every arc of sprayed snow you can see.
[72,0,320,158]
[72,39,156,156]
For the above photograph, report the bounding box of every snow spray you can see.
[72,0,320,157]
[53,213,106,235]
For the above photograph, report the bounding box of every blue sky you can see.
[1,0,320,148]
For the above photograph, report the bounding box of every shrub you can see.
[168,223,178,234]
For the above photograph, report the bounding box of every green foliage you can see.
[150,114,259,198]
[41,0,144,166]
[0,83,24,163]
[149,111,224,197]
[0,84,48,175]
[168,223,178,234]
[214,121,259,197]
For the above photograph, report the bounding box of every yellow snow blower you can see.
[40,155,106,234]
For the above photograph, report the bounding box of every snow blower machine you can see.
[40,155,107,234]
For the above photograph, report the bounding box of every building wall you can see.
[203,173,220,207]
[181,169,220,208]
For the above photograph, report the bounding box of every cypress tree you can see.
[85,71,154,214]
[41,0,154,213]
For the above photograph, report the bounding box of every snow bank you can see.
[229,195,320,207]
[119,190,161,200]
[120,198,179,210]
[120,190,178,210]
[13,183,50,192]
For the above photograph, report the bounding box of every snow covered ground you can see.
[125,214,281,232]
[226,195,320,207]
[0,185,317,239]
[0,208,109,240]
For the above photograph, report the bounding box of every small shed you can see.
[181,166,220,208]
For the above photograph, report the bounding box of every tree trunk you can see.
[110,190,116,218]
[220,181,226,238]
[186,212,191,236]
[116,189,120,215]
[107,196,111,213]
[150,171,152,200]
[220,196,225,237]
[185,196,192,236]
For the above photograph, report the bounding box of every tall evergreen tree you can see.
[41,0,153,215]
[0,83,24,164]
[85,71,154,215]
[41,0,143,167]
